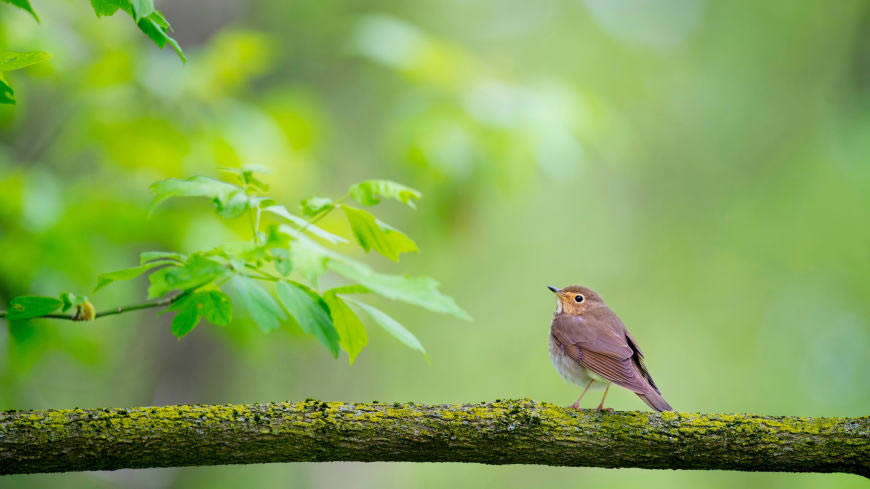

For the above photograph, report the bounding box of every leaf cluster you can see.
[0,0,183,104]
[12,168,467,362]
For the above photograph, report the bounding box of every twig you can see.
[0,292,190,322]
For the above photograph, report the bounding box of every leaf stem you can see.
[243,264,280,281]
[301,193,349,232]
[248,205,260,245]
[242,180,261,246]
[239,272,278,282]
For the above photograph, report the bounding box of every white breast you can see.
[548,334,607,389]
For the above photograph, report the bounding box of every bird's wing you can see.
[624,328,644,357]
[550,312,655,395]
[624,329,661,393]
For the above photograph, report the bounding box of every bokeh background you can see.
[2,0,869,487]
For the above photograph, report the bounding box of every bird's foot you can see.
[569,401,585,411]
[596,406,613,412]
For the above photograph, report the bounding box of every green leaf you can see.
[276,281,339,357]
[346,298,425,356]
[1,0,39,21]
[300,197,334,217]
[242,163,271,174]
[209,241,261,266]
[244,176,269,192]
[231,277,285,332]
[266,206,347,244]
[220,165,271,191]
[327,284,370,295]
[220,164,270,176]
[342,205,418,261]
[348,180,421,208]
[149,175,239,205]
[327,258,470,320]
[149,176,244,216]
[147,255,228,299]
[280,223,468,320]
[60,293,75,312]
[264,223,290,246]
[95,259,176,292]
[147,8,170,29]
[165,290,232,337]
[214,189,249,218]
[89,0,124,16]
[234,241,271,266]
[137,13,186,62]
[0,51,51,105]
[270,248,292,276]
[129,0,153,20]
[323,290,368,364]
[169,297,200,337]
[140,251,186,265]
[59,292,87,313]
[287,236,329,287]
[0,51,51,72]
[200,290,233,326]
[6,296,63,320]
[248,196,275,210]
[88,2,183,61]
[0,74,13,104]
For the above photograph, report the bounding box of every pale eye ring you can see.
[574,295,584,303]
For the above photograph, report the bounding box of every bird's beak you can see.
[547,285,561,294]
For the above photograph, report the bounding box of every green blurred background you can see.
[1,0,869,487]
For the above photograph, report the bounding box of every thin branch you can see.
[0,271,286,323]
[0,293,189,322]
[93,295,180,319]
[1,399,867,476]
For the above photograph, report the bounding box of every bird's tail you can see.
[637,390,672,412]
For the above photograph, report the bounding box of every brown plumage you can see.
[548,285,672,412]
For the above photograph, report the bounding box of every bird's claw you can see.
[596,407,613,412]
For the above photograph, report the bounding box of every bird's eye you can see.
[574,295,584,303]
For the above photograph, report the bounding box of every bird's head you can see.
[547,285,603,315]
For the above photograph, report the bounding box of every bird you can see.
[547,285,672,412]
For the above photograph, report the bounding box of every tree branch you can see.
[91,296,179,319]
[1,399,867,476]
[0,295,180,321]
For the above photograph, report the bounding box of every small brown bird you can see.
[548,285,672,412]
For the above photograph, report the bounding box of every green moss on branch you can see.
[1,399,867,476]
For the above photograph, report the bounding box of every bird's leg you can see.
[571,379,596,410]
[596,384,613,411]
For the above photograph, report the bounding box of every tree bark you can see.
[1,399,867,477]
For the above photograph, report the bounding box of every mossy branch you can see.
[1,399,867,477]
